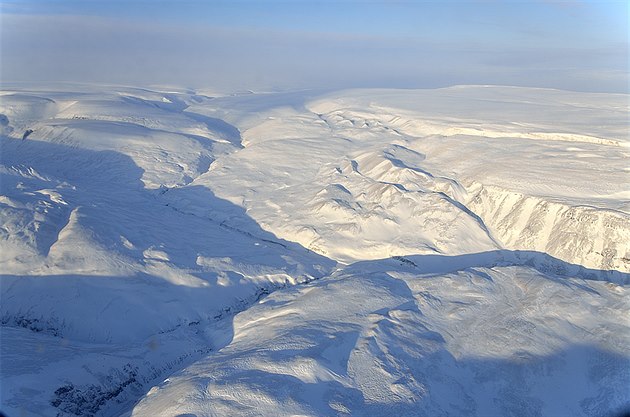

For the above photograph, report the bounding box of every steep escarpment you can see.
[468,184,630,274]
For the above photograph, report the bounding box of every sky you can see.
[0,0,628,92]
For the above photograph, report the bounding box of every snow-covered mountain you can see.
[1,85,628,417]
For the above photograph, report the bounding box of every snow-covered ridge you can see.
[318,106,624,147]
[195,86,628,270]
[1,85,628,416]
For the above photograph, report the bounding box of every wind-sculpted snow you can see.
[200,86,629,269]
[132,256,629,417]
[0,85,628,416]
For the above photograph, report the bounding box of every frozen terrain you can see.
[0,85,628,417]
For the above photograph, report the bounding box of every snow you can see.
[132,263,630,417]
[0,84,628,417]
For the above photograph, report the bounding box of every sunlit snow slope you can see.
[1,85,628,417]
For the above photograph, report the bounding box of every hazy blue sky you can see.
[1,0,627,92]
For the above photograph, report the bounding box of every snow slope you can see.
[0,85,628,417]
[193,86,629,269]
[132,259,629,417]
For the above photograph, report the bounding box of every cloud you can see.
[0,13,627,93]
